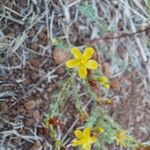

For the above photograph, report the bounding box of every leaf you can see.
[79,3,96,21]
[51,38,67,49]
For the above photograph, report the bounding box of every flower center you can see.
[117,134,125,141]
[79,57,87,66]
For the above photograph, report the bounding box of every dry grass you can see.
[0,0,150,149]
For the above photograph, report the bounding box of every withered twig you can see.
[86,26,150,45]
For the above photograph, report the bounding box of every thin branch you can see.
[87,26,150,45]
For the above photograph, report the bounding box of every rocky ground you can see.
[0,0,150,150]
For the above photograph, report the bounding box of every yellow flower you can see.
[97,76,110,89]
[71,128,97,150]
[95,127,104,134]
[66,47,99,79]
[115,131,128,147]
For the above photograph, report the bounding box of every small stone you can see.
[20,0,27,7]
[52,48,70,64]
[33,110,41,123]
[18,105,26,115]
[30,141,42,150]
[31,43,38,51]
[136,114,143,122]
[110,78,121,90]
[24,100,36,110]
[38,32,46,40]
[56,67,65,75]
[29,59,40,68]
[103,63,111,76]
[25,118,34,127]
[35,99,43,107]
[40,101,49,112]
[31,72,39,81]
[47,84,56,93]
[0,102,8,113]
[13,24,20,33]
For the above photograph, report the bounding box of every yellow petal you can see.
[83,47,94,60]
[89,136,97,144]
[115,131,127,147]
[74,130,83,139]
[78,67,87,79]
[71,47,82,59]
[71,139,82,146]
[103,83,110,89]
[66,59,79,68]
[96,127,104,133]
[83,128,91,137]
[86,60,99,69]
[82,143,91,150]
[98,76,108,83]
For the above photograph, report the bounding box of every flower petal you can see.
[98,76,108,83]
[71,139,82,146]
[71,47,82,59]
[89,136,97,144]
[83,47,94,60]
[115,131,127,147]
[96,127,104,133]
[83,128,91,137]
[82,143,91,150]
[66,59,79,68]
[78,67,87,78]
[74,130,83,139]
[86,60,99,69]
[103,83,110,89]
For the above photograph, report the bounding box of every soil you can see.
[0,0,150,150]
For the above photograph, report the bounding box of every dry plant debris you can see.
[0,0,150,150]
